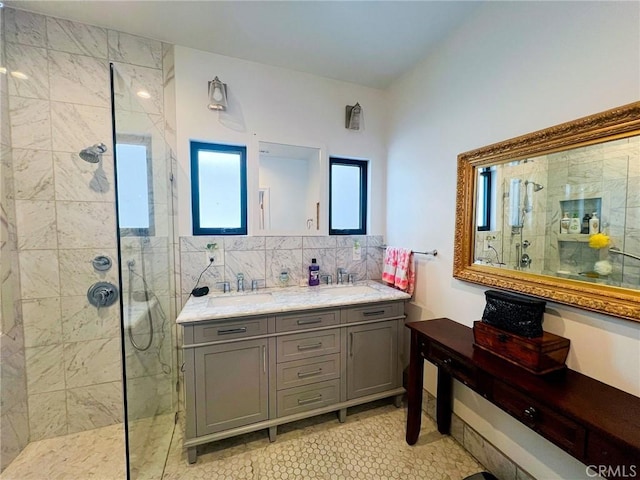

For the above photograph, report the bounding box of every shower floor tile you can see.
[0,423,125,480]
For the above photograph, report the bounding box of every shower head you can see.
[79,143,107,163]
[525,180,544,192]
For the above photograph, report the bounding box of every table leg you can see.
[406,331,424,445]
[436,367,452,434]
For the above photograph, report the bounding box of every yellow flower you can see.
[589,233,610,249]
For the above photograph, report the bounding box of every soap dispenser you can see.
[589,212,599,234]
[308,258,320,286]
[569,213,581,234]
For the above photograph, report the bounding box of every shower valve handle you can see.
[87,282,119,308]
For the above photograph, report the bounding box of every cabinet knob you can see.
[524,406,537,421]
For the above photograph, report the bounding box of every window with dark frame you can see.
[477,167,492,231]
[329,157,368,235]
[115,134,154,237]
[191,141,247,235]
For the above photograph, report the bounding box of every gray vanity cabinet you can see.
[194,338,269,436]
[346,320,399,399]
[181,298,406,464]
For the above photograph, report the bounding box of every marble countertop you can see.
[176,280,411,324]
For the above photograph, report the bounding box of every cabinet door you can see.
[194,339,268,436]
[347,321,399,400]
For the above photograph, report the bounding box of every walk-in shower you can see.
[79,143,108,163]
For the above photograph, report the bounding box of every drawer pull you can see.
[297,318,322,325]
[297,342,323,351]
[262,345,266,374]
[217,327,247,335]
[297,368,323,378]
[443,358,452,366]
[363,310,385,317]
[297,394,323,405]
[523,406,537,421]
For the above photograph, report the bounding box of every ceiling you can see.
[5,1,481,89]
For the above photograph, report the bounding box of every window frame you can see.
[115,134,155,237]
[190,141,248,236]
[477,167,492,232]
[328,157,368,235]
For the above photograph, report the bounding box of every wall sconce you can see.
[345,102,362,130]
[208,76,228,111]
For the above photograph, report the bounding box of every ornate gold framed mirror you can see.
[453,101,640,321]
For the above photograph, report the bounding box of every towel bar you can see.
[379,245,437,257]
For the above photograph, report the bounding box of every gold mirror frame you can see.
[453,101,640,322]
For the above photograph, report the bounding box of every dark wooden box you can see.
[473,321,570,375]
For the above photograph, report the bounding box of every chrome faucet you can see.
[236,273,245,292]
[251,279,264,291]
[337,268,346,285]
[320,274,333,285]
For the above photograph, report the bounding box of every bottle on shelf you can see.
[560,212,570,234]
[589,212,599,234]
[569,213,581,234]
[581,213,591,234]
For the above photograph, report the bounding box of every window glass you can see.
[329,158,367,235]
[116,136,153,236]
[191,141,247,235]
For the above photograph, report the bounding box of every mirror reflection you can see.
[473,135,640,290]
[258,141,323,235]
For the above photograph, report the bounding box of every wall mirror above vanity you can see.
[257,141,326,235]
[453,101,640,321]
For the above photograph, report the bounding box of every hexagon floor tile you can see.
[163,402,485,480]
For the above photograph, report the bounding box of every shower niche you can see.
[558,198,602,237]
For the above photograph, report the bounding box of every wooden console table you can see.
[406,319,640,479]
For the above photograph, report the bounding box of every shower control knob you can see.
[87,282,119,308]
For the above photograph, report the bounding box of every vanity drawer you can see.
[277,329,340,363]
[493,381,586,457]
[277,379,340,417]
[276,310,339,332]
[429,343,478,389]
[276,354,340,390]
[343,302,402,323]
[192,316,268,343]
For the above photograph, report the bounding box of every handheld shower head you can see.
[79,143,107,163]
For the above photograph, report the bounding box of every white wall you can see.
[174,46,388,237]
[387,2,640,479]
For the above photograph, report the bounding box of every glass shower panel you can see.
[111,63,177,480]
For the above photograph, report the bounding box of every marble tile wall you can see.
[178,235,385,306]
[544,136,640,287]
[0,6,30,471]
[4,7,176,442]
[498,159,548,274]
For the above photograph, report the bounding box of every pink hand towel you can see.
[394,248,415,295]
[382,247,398,286]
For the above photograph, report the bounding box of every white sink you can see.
[319,285,377,296]
[208,293,274,307]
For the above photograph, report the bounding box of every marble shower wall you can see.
[114,55,177,422]
[4,7,173,441]
[178,235,385,306]
[544,136,640,287]
[0,6,30,471]
[499,159,549,273]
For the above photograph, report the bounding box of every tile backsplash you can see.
[179,235,384,305]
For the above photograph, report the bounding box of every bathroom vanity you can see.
[177,281,410,463]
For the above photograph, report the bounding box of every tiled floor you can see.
[1,402,485,480]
